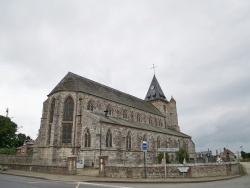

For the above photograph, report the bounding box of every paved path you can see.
[0,162,249,183]
[242,162,250,174]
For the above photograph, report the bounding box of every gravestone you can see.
[196,157,205,163]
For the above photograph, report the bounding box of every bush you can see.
[241,151,250,162]
[28,149,33,155]
[241,158,250,162]
[0,148,16,155]
[157,152,170,164]
[176,148,189,163]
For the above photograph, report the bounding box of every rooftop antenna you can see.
[150,64,158,75]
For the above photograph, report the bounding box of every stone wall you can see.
[105,162,241,178]
[0,155,72,175]
[0,155,32,164]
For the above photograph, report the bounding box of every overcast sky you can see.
[1,0,250,154]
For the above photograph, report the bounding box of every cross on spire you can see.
[150,64,158,75]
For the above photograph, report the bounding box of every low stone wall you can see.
[105,162,241,178]
[3,164,68,174]
[0,155,69,175]
[0,155,32,164]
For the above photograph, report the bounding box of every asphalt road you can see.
[110,174,250,188]
[0,173,250,188]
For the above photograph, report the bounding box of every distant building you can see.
[16,141,34,155]
[220,148,236,162]
[196,149,215,163]
[197,150,212,158]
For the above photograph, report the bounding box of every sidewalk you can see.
[0,168,242,183]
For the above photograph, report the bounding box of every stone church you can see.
[33,72,195,167]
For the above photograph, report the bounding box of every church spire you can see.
[144,75,167,101]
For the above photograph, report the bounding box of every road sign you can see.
[177,167,189,173]
[142,141,147,178]
[142,141,147,151]
[157,148,179,152]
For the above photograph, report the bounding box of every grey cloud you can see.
[1,0,250,153]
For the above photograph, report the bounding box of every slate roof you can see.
[49,72,164,116]
[90,112,191,138]
[145,74,167,101]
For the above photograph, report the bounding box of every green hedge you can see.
[241,158,250,162]
[0,148,16,155]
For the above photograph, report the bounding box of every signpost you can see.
[177,167,189,178]
[142,141,147,178]
[157,148,179,178]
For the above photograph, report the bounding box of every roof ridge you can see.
[67,72,150,104]
[49,72,164,116]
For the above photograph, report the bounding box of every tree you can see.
[0,115,17,148]
[176,148,189,163]
[0,115,30,149]
[14,133,28,148]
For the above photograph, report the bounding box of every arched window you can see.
[62,96,74,144]
[84,128,91,147]
[149,117,153,125]
[130,111,134,120]
[63,96,74,121]
[183,141,188,149]
[174,140,178,148]
[163,105,166,112]
[137,114,141,122]
[107,106,112,116]
[126,131,132,150]
[169,139,173,148]
[87,100,93,111]
[159,119,163,127]
[49,98,55,123]
[157,136,161,148]
[123,110,127,119]
[106,129,112,147]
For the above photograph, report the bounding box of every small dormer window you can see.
[159,120,163,127]
[108,107,112,116]
[87,101,93,111]
[137,114,141,122]
[123,110,128,119]
[149,117,153,125]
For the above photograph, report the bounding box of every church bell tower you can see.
[145,74,180,131]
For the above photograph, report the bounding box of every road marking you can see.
[29,181,47,184]
[76,182,80,188]
[76,182,133,188]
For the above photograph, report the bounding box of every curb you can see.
[0,170,243,184]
